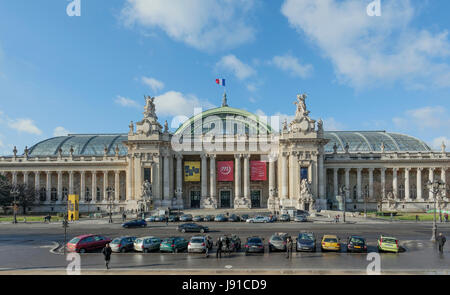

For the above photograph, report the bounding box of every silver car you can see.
[188,236,209,253]
[110,236,137,253]
[134,236,161,253]
[268,232,289,252]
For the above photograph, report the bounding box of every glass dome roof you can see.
[28,134,128,157]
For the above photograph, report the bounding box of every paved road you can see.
[0,221,449,274]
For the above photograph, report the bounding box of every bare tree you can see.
[11,184,38,215]
[372,181,384,215]
[0,175,13,213]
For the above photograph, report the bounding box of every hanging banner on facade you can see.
[217,161,234,181]
[250,161,267,181]
[184,161,201,182]
[68,194,79,221]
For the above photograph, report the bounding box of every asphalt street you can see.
[0,220,449,274]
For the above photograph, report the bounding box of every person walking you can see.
[102,243,112,270]
[445,213,449,223]
[122,212,126,222]
[286,237,293,259]
[436,233,446,254]
[216,238,223,258]
[225,236,231,255]
[166,215,169,226]
[415,215,419,222]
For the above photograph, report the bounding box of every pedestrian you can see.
[445,213,449,223]
[102,243,112,270]
[166,215,169,226]
[416,215,419,222]
[436,233,446,254]
[216,238,223,258]
[70,213,74,222]
[122,212,126,222]
[286,237,293,259]
[225,236,230,254]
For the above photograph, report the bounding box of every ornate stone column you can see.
[243,154,250,201]
[163,153,170,200]
[34,171,40,204]
[381,168,386,200]
[57,171,63,204]
[103,171,108,202]
[209,154,216,204]
[417,168,423,201]
[429,168,435,200]
[46,171,51,203]
[369,168,374,200]
[345,168,350,201]
[234,154,242,202]
[80,171,86,203]
[441,168,447,199]
[281,152,289,200]
[200,154,208,201]
[92,171,97,202]
[392,168,398,200]
[405,168,410,201]
[69,171,74,195]
[356,168,362,202]
[333,168,339,197]
[114,170,120,201]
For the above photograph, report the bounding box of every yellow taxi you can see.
[321,235,341,252]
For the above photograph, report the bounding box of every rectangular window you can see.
[300,167,308,180]
[144,168,151,182]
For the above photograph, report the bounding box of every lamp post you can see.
[10,187,19,224]
[174,188,182,215]
[364,187,369,219]
[340,185,349,223]
[426,179,446,241]
[106,187,114,223]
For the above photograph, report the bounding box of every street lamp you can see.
[340,185,350,223]
[10,187,20,224]
[426,179,446,241]
[106,187,114,223]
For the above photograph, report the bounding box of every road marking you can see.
[225,265,233,269]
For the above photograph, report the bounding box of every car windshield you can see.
[248,238,262,243]
[271,236,283,241]
[299,233,313,240]
[191,238,204,243]
[111,238,121,244]
[135,239,142,244]
[162,238,174,243]
[324,238,338,243]
[69,237,80,244]
[383,238,397,244]
[351,237,364,243]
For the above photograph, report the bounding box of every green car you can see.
[377,235,399,253]
[160,237,189,253]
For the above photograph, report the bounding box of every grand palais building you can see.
[0,94,449,214]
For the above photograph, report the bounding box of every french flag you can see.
[215,78,226,86]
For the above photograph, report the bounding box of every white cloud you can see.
[155,91,216,117]
[121,0,256,51]
[393,106,450,131]
[114,96,140,108]
[431,136,450,151]
[270,54,313,78]
[323,117,345,131]
[216,55,256,80]
[281,0,450,89]
[53,126,71,137]
[7,118,42,135]
[142,76,165,93]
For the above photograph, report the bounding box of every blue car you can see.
[122,219,147,228]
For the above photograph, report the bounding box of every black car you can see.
[279,214,290,222]
[219,235,242,252]
[296,232,316,252]
[204,215,214,222]
[346,236,367,253]
[193,215,204,222]
[168,215,179,222]
[228,214,241,222]
[244,237,265,254]
[240,214,249,222]
[122,219,147,228]
[177,223,209,233]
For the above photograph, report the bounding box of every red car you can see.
[67,234,111,253]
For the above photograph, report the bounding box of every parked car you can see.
[188,236,210,253]
[219,235,241,252]
[145,216,157,222]
[294,214,308,222]
[133,236,161,253]
[204,215,214,222]
[377,235,399,253]
[240,214,249,222]
[155,215,167,222]
[179,214,193,222]
[110,236,137,253]
[228,214,241,222]
[296,232,316,252]
[279,214,291,222]
[246,216,271,223]
[168,215,179,222]
[122,219,147,228]
[347,236,367,253]
[160,237,189,253]
[214,214,228,222]
[321,235,341,252]
[193,215,204,222]
[177,223,209,233]
[269,215,277,222]
[268,232,289,252]
[66,234,111,253]
[244,237,265,254]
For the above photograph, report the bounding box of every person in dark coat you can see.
[102,243,112,269]
[216,238,223,258]
[225,236,231,254]
[286,237,293,259]
[436,233,446,253]
[122,212,126,222]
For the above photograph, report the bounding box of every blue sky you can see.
[0,0,449,155]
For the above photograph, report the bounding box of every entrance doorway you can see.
[220,190,231,208]
[250,190,261,208]
[190,191,200,208]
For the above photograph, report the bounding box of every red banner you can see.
[217,161,234,181]
[251,161,267,181]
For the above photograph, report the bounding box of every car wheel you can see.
[200,229,205,233]
[181,229,186,233]
[175,248,178,253]
[79,248,86,254]
[120,248,126,253]
[143,248,149,253]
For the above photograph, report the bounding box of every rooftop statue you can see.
[143,95,157,119]
[294,93,309,117]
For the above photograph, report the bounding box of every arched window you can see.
[51,188,57,201]
[62,187,68,201]
[411,185,417,199]
[39,188,46,202]
[96,187,101,201]
[85,187,91,202]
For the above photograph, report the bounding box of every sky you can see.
[0,0,449,156]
